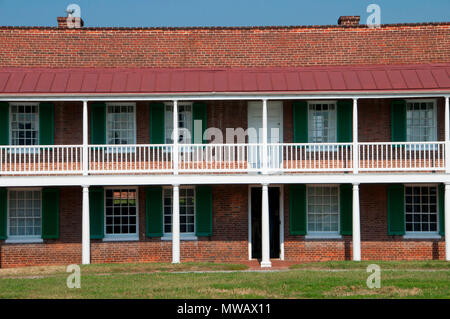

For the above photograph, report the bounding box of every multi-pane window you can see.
[405,185,438,233]
[106,103,136,145]
[8,190,41,238]
[105,188,138,237]
[308,102,337,143]
[307,186,339,233]
[163,187,195,234]
[10,103,39,146]
[406,100,436,142]
[164,103,193,144]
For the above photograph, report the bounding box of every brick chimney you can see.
[57,10,84,28]
[338,16,360,26]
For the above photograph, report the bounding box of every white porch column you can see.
[352,183,361,261]
[261,183,271,267]
[352,98,359,174]
[82,100,88,176]
[172,184,180,263]
[445,183,450,261]
[262,99,268,174]
[82,185,90,264]
[173,100,179,175]
[445,96,450,174]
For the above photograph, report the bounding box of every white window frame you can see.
[161,185,197,241]
[305,184,341,239]
[9,102,40,154]
[6,187,43,244]
[307,100,337,144]
[105,102,137,152]
[403,183,441,239]
[164,102,193,145]
[405,99,437,143]
[103,187,139,242]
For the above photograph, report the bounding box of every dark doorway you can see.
[251,187,280,259]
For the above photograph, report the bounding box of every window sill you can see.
[305,233,342,240]
[161,235,198,241]
[102,236,139,242]
[403,233,442,239]
[5,238,44,244]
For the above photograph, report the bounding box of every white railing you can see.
[0,145,83,175]
[359,142,445,171]
[0,142,446,175]
[177,144,262,172]
[88,144,173,173]
[267,143,354,172]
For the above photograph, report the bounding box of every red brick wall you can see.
[51,97,446,145]
[0,23,449,68]
[54,101,83,145]
[1,98,448,267]
[0,184,445,268]
[90,185,248,264]
[0,187,82,268]
[283,184,445,261]
[0,185,249,268]
[358,97,445,142]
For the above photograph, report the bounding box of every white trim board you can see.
[0,92,449,102]
[1,173,449,188]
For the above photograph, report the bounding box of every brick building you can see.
[0,14,449,268]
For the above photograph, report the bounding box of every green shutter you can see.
[195,186,213,236]
[146,187,163,237]
[391,100,406,142]
[0,102,9,145]
[290,184,307,235]
[150,103,165,144]
[89,187,104,239]
[387,184,405,235]
[90,102,106,145]
[193,102,207,144]
[340,184,352,235]
[39,102,55,145]
[42,188,60,239]
[0,188,7,240]
[439,184,445,236]
[293,101,308,143]
[337,100,353,143]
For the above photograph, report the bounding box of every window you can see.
[10,103,39,146]
[406,100,437,142]
[308,102,337,143]
[405,185,439,233]
[164,102,193,144]
[163,187,195,235]
[307,186,339,233]
[106,103,136,145]
[8,189,41,239]
[105,188,138,238]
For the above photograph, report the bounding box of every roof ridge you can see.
[1,64,449,72]
[0,21,449,31]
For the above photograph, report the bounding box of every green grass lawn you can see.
[0,261,448,299]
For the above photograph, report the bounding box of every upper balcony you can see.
[0,141,446,176]
[0,65,449,178]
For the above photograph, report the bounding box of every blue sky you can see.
[0,0,448,27]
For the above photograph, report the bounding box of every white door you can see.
[247,101,283,169]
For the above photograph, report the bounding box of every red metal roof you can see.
[0,64,449,95]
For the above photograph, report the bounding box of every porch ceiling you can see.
[0,64,449,96]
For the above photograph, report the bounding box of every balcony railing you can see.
[0,145,83,175]
[358,142,445,171]
[0,142,446,176]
